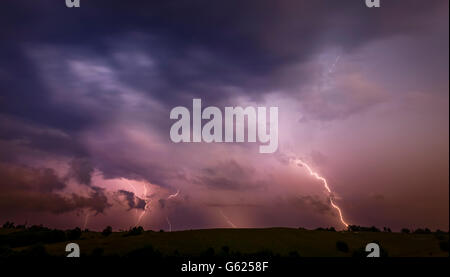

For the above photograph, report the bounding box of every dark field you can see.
[1,226,448,257]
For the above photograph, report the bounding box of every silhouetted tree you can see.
[102,226,113,237]
[67,227,82,240]
[413,228,431,234]
[124,226,144,236]
[369,226,380,232]
[2,221,15,229]
[347,225,358,232]
[401,228,410,234]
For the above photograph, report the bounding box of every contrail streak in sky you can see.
[291,158,349,228]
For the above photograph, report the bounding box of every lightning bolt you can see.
[122,178,139,218]
[291,158,349,228]
[163,189,180,231]
[167,189,180,199]
[83,210,90,230]
[166,216,172,232]
[136,183,150,226]
[219,209,237,228]
[122,178,151,227]
[328,55,340,73]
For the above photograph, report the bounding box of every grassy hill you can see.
[1,227,448,257]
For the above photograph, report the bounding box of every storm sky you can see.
[0,0,448,231]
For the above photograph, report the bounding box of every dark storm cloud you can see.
[0,115,87,160]
[67,158,94,186]
[0,163,65,193]
[70,187,111,214]
[94,153,187,189]
[0,0,445,160]
[293,195,332,215]
[117,190,146,210]
[1,0,444,115]
[0,163,110,214]
[196,160,266,190]
[158,199,166,209]
[0,0,448,229]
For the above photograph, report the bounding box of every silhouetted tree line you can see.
[346,225,446,234]
[100,225,147,237]
[123,226,145,237]
[347,225,381,232]
[0,221,85,249]
[315,227,336,232]
[1,221,448,258]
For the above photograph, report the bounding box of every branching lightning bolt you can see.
[121,178,151,227]
[165,189,180,231]
[136,183,150,226]
[291,158,349,228]
[219,209,237,228]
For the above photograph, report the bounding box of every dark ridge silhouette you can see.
[1,222,448,257]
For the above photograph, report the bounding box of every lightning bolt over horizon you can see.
[165,189,180,231]
[82,210,90,230]
[121,178,152,227]
[136,183,150,226]
[219,209,237,228]
[291,158,349,228]
[166,216,172,232]
[123,178,139,218]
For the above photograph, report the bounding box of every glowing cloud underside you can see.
[291,158,349,228]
